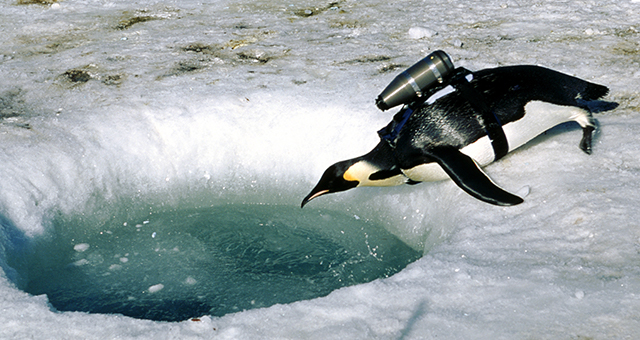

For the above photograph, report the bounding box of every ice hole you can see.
[8,204,420,321]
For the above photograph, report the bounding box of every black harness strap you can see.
[377,106,414,146]
[452,74,509,161]
[378,68,509,161]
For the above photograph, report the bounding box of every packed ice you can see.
[1,0,640,339]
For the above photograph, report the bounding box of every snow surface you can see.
[1,0,640,338]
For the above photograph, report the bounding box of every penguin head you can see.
[301,159,361,208]
[301,158,405,207]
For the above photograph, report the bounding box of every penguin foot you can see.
[579,125,595,155]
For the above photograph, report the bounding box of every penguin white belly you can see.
[401,101,592,182]
[402,162,450,182]
[501,101,592,155]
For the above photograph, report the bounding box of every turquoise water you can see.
[16,203,420,321]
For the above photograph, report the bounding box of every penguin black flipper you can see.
[427,146,524,206]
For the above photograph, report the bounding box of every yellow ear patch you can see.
[343,161,369,183]
[343,170,358,182]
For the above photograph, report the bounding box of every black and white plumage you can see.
[301,65,612,208]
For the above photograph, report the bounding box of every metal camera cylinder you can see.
[375,50,455,111]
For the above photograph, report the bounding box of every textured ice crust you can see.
[1,0,639,339]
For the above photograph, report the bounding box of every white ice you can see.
[1,0,640,339]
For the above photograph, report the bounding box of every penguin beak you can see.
[301,189,330,208]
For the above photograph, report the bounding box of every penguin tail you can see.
[577,82,618,114]
[581,82,609,101]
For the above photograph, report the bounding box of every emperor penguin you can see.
[301,65,612,207]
